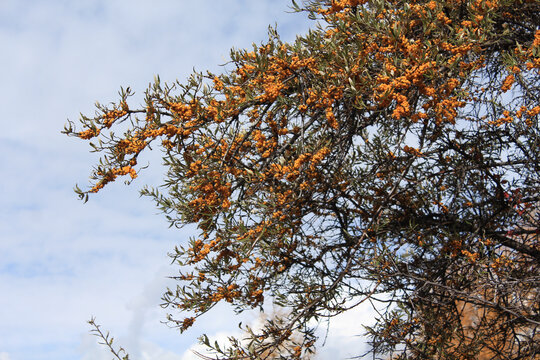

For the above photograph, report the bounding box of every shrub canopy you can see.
[66,0,540,358]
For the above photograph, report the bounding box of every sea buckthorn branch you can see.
[68,0,540,358]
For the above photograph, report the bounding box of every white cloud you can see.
[79,334,187,360]
[315,303,376,359]
[0,353,11,360]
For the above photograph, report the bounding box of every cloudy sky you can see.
[0,1,374,359]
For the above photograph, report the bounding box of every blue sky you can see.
[0,1,374,359]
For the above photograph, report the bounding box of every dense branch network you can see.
[66,0,540,358]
